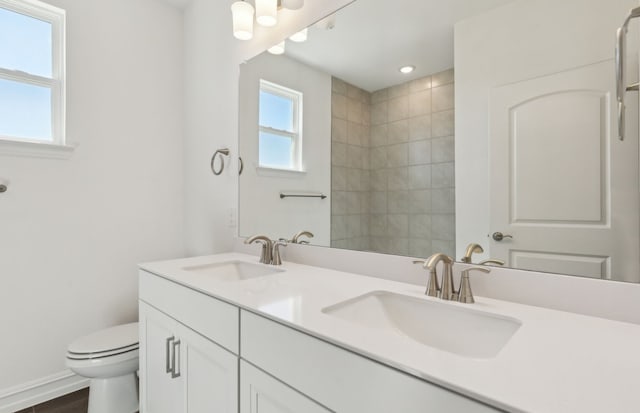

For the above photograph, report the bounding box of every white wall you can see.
[454,0,639,261]
[0,0,184,396]
[182,0,352,256]
[238,52,331,245]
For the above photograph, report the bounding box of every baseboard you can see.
[0,370,89,413]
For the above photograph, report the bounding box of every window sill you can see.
[0,138,76,159]
[256,166,306,178]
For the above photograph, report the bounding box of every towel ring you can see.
[211,148,230,175]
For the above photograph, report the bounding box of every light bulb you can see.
[256,0,278,27]
[268,41,285,55]
[231,1,254,40]
[399,65,415,74]
[289,28,308,42]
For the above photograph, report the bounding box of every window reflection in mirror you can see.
[258,80,303,171]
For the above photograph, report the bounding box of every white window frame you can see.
[258,79,303,171]
[0,0,67,155]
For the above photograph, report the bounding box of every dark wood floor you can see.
[14,388,88,413]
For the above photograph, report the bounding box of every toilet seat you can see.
[66,348,139,380]
[67,322,138,360]
[67,343,139,360]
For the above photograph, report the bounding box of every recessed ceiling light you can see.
[399,65,415,74]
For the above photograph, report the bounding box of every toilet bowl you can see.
[66,323,139,413]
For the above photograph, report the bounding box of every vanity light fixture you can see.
[256,0,278,27]
[268,41,286,55]
[399,65,415,74]
[231,0,306,41]
[289,28,308,42]
[231,1,255,40]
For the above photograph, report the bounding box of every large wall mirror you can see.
[238,0,640,283]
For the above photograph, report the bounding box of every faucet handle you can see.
[412,259,439,297]
[458,266,491,304]
[245,235,274,264]
[272,239,287,266]
[254,240,271,264]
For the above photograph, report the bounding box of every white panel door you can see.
[179,322,238,413]
[489,60,639,281]
[240,361,331,413]
[139,302,185,413]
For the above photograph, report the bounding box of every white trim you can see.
[0,0,66,147]
[0,138,76,159]
[259,79,304,171]
[256,165,307,177]
[259,125,297,139]
[0,68,56,87]
[0,370,89,413]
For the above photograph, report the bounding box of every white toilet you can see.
[66,322,139,413]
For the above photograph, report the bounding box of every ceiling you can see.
[157,0,191,9]
[285,0,515,92]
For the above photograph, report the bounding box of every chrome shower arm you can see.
[616,7,640,141]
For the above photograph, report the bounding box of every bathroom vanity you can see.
[138,253,640,413]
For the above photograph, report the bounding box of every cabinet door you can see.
[139,302,185,413]
[240,361,331,413]
[178,323,238,413]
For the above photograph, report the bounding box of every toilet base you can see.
[88,373,138,413]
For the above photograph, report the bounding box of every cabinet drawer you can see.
[139,270,239,354]
[240,310,501,413]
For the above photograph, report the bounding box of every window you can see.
[258,80,303,171]
[0,0,65,146]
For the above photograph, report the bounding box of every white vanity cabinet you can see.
[240,311,500,413]
[139,302,183,413]
[138,268,499,413]
[240,361,331,413]
[138,272,239,413]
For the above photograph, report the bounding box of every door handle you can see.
[165,336,174,374]
[492,232,513,242]
[171,340,181,379]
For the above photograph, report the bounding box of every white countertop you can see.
[140,252,640,413]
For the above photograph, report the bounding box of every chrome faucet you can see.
[244,235,273,264]
[414,253,455,300]
[458,266,491,304]
[291,230,314,244]
[271,239,287,265]
[461,243,484,263]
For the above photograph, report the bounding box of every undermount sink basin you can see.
[322,291,521,359]
[182,260,283,281]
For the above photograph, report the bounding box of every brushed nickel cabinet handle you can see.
[165,336,175,374]
[171,340,181,379]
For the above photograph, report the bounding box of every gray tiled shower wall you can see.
[331,69,455,258]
